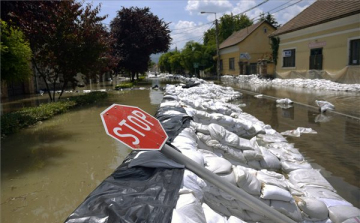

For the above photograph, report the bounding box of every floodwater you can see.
[1,81,164,223]
[1,78,359,223]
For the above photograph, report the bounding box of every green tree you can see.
[1,20,32,83]
[204,14,252,46]
[5,1,115,101]
[158,52,173,73]
[259,12,280,28]
[111,7,171,81]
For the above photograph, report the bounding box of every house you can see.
[270,0,360,83]
[219,20,277,76]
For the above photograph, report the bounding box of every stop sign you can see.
[100,104,168,150]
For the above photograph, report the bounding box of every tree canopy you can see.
[259,12,280,28]
[110,7,171,81]
[2,1,116,101]
[1,20,32,83]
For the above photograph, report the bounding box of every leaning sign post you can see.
[100,104,296,223]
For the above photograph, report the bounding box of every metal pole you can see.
[215,15,220,82]
[161,144,297,223]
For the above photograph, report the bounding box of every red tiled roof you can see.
[271,0,360,36]
[219,20,269,49]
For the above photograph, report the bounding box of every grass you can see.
[1,91,108,137]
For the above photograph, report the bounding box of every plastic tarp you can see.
[155,106,192,142]
[65,150,184,223]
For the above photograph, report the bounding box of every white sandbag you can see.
[203,152,232,174]
[243,150,263,161]
[171,209,188,223]
[180,149,205,167]
[276,98,293,104]
[160,100,181,107]
[203,193,232,217]
[318,198,353,208]
[233,165,261,195]
[316,100,335,113]
[202,203,228,223]
[303,186,344,200]
[227,216,246,223]
[256,170,288,190]
[259,146,281,170]
[183,106,197,117]
[295,197,329,220]
[175,189,207,223]
[270,199,303,222]
[288,169,335,191]
[182,170,207,201]
[247,160,262,170]
[328,205,360,223]
[208,124,254,150]
[281,127,317,137]
[191,121,210,134]
[281,160,312,173]
[342,216,360,223]
[260,184,292,201]
[217,170,236,185]
[258,133,287,143]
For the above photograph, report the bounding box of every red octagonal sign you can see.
[100,104,168,150]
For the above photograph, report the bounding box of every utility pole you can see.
[201,11,221,81]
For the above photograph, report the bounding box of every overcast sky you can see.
[87,0,315,50]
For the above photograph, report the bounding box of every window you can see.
[283,49,296,67]
[220,60,223,70]
[263,26,267,33]
[229,58,235,70]
[349,39,360,65]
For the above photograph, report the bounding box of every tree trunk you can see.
[131,71,135,82]
[136,73,139,80]
[33,59,53,101]
[58,80,68,100]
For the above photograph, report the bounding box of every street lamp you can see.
[201,11,220,81]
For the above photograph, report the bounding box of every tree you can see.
[204,14,252,46]
[1,20,32,83]
[259,12,280,28]
[110,7,171,81]
[5,1,116,101]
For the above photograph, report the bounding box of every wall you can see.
[276,14,360,78]
[219,23,276,76]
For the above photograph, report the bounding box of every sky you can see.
[87,0,316,50]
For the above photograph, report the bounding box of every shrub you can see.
[115,82,134,90]
[1,92,107,136]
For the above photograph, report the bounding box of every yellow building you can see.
[270,0,360,83]
[219,20,276,76]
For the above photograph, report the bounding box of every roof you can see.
[219,20,272,49]
[271,0,360,36]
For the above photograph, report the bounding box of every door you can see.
[309,48,323,70]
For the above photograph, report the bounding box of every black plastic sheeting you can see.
[155,106,192,142]
[65,102,192,223]
[65,151,184,223]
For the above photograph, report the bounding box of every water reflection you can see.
[237,92,360,208]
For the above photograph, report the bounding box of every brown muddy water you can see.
[1,79,359,223]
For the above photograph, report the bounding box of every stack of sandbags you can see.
[289,169,360,223]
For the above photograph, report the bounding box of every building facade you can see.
[271,0,360,83]
[219,21,276,76]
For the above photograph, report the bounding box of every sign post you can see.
[100,104,296,223]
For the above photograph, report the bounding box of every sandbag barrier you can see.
[159,77,360,223]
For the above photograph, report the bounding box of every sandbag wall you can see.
[160,77,360,223]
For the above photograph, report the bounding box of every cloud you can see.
[231,0,264,20]
[273,1,314,26]
[185,0,233,15]
[170,20,212,49]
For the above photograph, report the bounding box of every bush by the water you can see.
[1,92,107,136]
[115,82,134,90]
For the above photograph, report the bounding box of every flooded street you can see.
[1,79,359,223]
[1,83,163,223]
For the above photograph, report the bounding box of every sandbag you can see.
[202,203,228,223]
[233,165,261,195]
[295,197,329,220]
[260,184,292,202]
[175,189,207,223]
[270,199,303,222]
[259,146,281,170]
[180,149,205,166]
[201,150,232,174]
[227,216,246,223]
[281,160,312,173]
[289,169,335,191]
[182,170,207,201]
[328,205,360,223]
[256,170,288,190]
